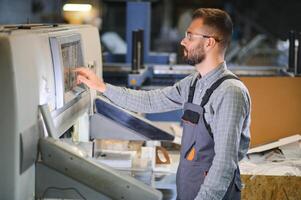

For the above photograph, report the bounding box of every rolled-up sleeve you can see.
[195,86,250,200]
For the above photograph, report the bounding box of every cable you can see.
[41,186,87,200]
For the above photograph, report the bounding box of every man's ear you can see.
[206,37,216,49]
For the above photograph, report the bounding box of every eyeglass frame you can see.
[184,32,221,42]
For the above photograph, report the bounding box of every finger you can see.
[75,68,92,79]
[73,67,89,75]
[77,68,95,80]
[78,75,94,88]
[76,74,82,85]
[77,74,89,84]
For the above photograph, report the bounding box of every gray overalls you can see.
[176,75,242,200]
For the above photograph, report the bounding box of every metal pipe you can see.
[138,29,144,69]
[131,30,140,74]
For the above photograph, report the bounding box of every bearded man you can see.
[75,8,251,200]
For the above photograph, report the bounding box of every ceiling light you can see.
[63,4,92,12]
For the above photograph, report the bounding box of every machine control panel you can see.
[50,34,86,109]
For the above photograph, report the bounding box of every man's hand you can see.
[74,67,106,93]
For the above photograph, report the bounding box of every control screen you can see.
[61,41,83,92]
[50,34,85,109]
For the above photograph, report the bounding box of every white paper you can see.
[248,134,301,154]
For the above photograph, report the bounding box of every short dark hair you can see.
[192,8,233,51]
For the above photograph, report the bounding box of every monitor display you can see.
[61,41,83,93]
[50,34,86,109]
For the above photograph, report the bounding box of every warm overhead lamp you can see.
[63,3,92,12]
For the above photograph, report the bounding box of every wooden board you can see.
[240,77,301,147]
[241,175,301,200]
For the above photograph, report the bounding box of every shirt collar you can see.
[194,61,227,85]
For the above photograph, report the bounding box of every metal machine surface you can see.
[0,24,165,200]
[91,95,174,141]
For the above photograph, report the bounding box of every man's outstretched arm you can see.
[75,67,192,113]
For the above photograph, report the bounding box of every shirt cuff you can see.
[102,83,120,99]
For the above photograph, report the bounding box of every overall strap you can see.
[188,76,199,103]
[201,74,240,138]
[200,75,240,107]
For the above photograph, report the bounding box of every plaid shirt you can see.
[103,62,251,200]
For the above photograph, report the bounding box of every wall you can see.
[0,0,63,24]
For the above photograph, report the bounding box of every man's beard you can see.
[182,44,206,66]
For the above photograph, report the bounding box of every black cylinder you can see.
[138,29,144,69]
[288,30,296,72]
[297,32,301,75]
[131,30,141,74]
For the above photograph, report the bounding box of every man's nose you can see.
[180,38,187,47]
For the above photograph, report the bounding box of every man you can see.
[75,8,251,200]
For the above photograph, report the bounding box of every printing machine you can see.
[0,24,174,200]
